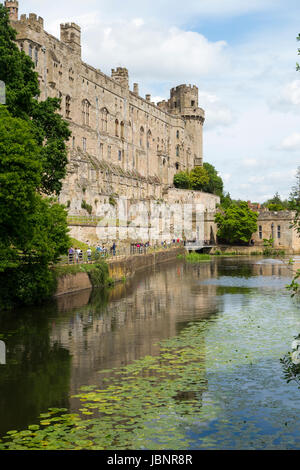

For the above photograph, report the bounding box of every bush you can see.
[81,200,92,214]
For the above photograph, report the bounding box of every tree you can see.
[0,5,71,195]
[174,171,190,189]
[202,162,224,197]
[262,192,289,211]
[31,98,71,195]
[220,192,232,209]
[0,5,39,119]
[189,166,210,191]
[0,107,70,308]
[214,201,258,245]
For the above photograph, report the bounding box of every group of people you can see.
[69,247,92,264]
[68,242,117,264]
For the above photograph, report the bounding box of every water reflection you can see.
[0,256,297,444]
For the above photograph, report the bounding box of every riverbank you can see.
[54,246,185,296]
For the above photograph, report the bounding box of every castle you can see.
[5,0,220,244]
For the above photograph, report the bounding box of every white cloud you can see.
[280,133,300,151]
[198,91,233,130]
[243,159,258,167]
[282,80,300,105]
[46,16,230,83]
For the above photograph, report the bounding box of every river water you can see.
[1,256,300,449]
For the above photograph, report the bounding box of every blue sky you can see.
[14,0,300,202]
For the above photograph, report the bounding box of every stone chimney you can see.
[133,83,139,96]
[145,94,151,102]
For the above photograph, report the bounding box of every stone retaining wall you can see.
[55,247,184,296]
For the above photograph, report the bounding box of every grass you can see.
[178,253,211,263]
[52,261,114,287]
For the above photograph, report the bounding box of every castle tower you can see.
[60,23,81,57]
[169,84,199,114]
[169,85,205,168]
[4,0,19,21]
[111,67,129,90]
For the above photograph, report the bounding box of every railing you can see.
[185,240,212,246]
[58,242,184,265]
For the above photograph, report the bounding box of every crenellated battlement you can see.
[60,22,81,33]
[19,13,44,27]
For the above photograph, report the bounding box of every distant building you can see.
[252,210,300,253]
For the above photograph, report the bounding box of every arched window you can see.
[175,162,180,171]
[29,43,32,58]
[120,121,125,139]
[115,119,119,137]
[147,130,152,149]
[176,145,180,157]
[66,95,71,118]
[176,130,180,139]
[101,108,108,132]
[140,127,145,148]
[82,99,90,126]
[34,48,38,67]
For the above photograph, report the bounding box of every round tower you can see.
[4,0,19,21]
[169,85,205,169]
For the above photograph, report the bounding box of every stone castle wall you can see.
[6,1,220,244]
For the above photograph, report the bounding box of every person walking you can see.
[68,247,74,264]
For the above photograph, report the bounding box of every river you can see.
[0,256,300,449]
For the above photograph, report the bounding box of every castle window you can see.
[66,95,71,118]
[72,136,75,149]
[108,145,111,159]
[20,43,24,52]
[34,48,38,67]
[118,150,122,161]
[140,127,145,148]
[115,119,119,137]
[29,43,32,59]
[191,100,195,107]
[82,99,90,126]
[176,145,180,157]
[100,143,103,158]
[82,137,87,152]
[101,108,108,132]
[147,130,152,149]
[277,225,281,239]
[176,130,179,139]
[120,121,125,139]
[259,225,262,239]
[175,162,180,171]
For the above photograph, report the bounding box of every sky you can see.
[16,0,300,202]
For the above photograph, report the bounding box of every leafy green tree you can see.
[214,201,258,245]
[0,5,71,195]
[0,106,70,308]
[220,192,232,209]
[0,5,39,119]
[31,98,71,195]
[202,162,224,197]
[189,166,210,191]
[173,171,190,189]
